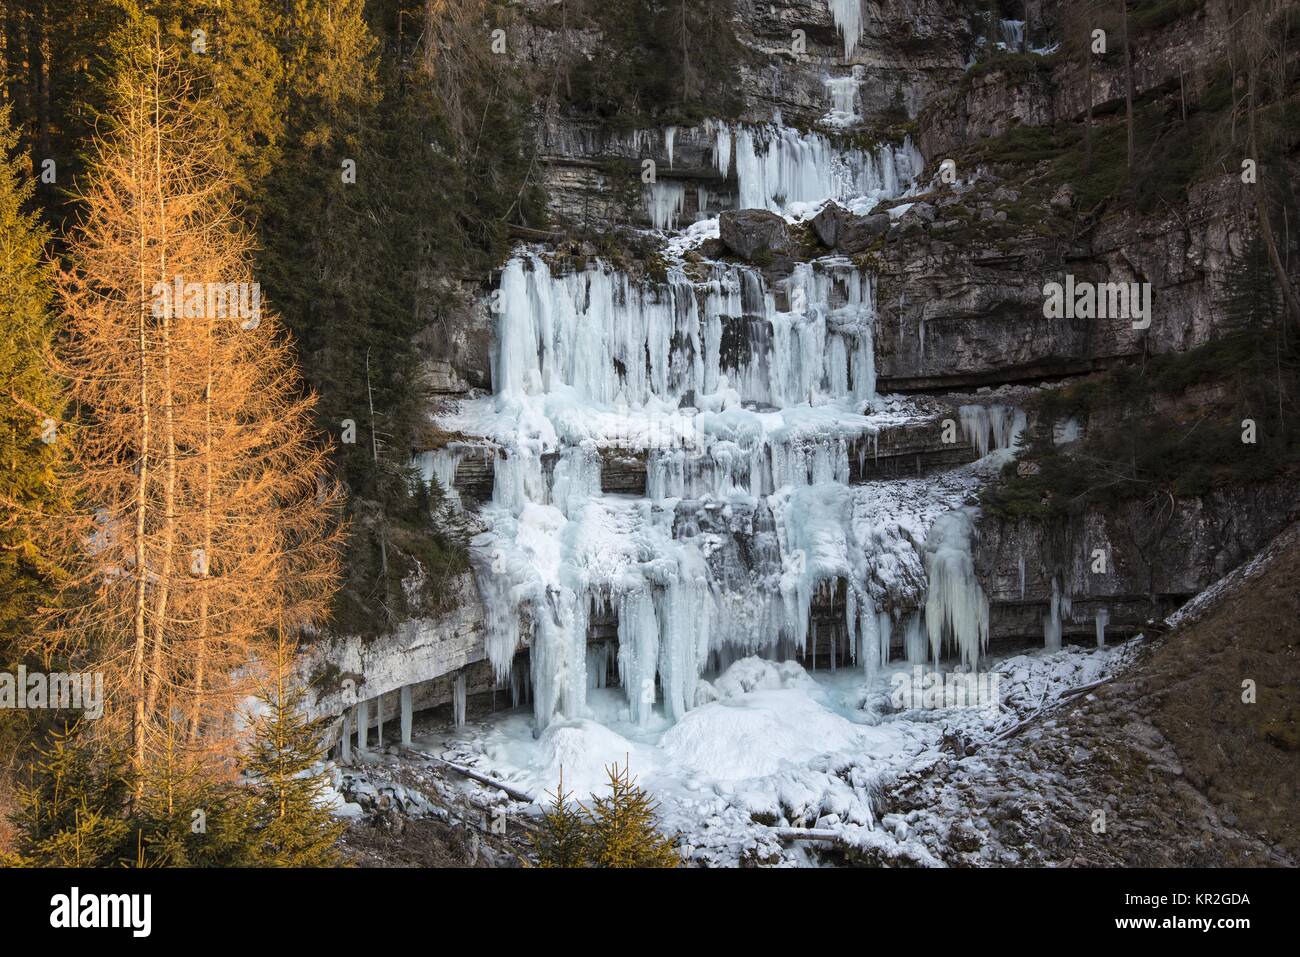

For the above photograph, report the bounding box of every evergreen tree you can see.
[242,631,346,867]
[584,762,680,868]
[0,103,63,660]
[207,0,287,208]
[532,770,590,867]
[1218,232,1280,335]
[128,698,260,867]
[531,763,679,867]
[0,0,127,223]
[564,0,744,128]
[3,721,134,867]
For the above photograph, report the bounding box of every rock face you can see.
[719,208,792,260]
[974,479,1300,643]
[304,573,492,742]
[870,172,1260,392]
[412,279,493,395]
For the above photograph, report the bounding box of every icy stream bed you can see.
[411,645,1125,866]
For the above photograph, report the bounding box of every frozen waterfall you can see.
[640,119,922,227]
[452,116,995,733]
[731,123,922,216]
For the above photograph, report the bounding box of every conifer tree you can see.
[3,721,134,867]
[532,770,590,867]
[1219,232,1280,335]
[531,763,679,867]
[242,627,345,867]
[584,762,680,868]
[0,103,64,661]
[206,0,287,208]
[41,29,343,788]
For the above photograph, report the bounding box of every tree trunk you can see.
[1120,0,1134,171]
[131,86,152,791]
[145,44,176,728]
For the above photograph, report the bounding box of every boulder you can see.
[810,202,891,254]
[836,212,892,253]
[907,201,937,223]
[811,201,849,247]
[1050,184,1075,213]
[719,208,791,261]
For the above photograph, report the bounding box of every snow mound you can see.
[530,719,657,801]
[710,656,818,700]
[660,688,868,782]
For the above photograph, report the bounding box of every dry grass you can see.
[1142,524,1300,858]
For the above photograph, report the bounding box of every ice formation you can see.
[959,404,1027,458]
[1043,576,1072,652]
[921,507,990,669]
[439,116,1001,735]
[635,120,920,227]
[996,19,1025,52]
[730,123,921,216]
[453,674,467,728]
[823,68,863,127]
[828,0,866,59]
[413,446,466,508]
[643,180,687,231]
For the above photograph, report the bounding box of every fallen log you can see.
[1058,677,1113,699]
[773,828,848,844]
[989,676,1115,745]
[414,751,537,804]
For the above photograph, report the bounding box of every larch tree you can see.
[41,30,343,792]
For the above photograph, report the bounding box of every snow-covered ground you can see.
[400,644,1128,866]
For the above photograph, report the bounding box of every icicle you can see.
[644,180,687,230]
[412,446,466,508]
[878,610,892,668]
[713,120,733,177]
[1044,577,1063,652]
[453,674,467,729]
[959,404,1027,458]
[903,611,928,665]
[510,656,531,709]
[1095,608,1109,648]
[921,507,990,669]
[828,0,865,58]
